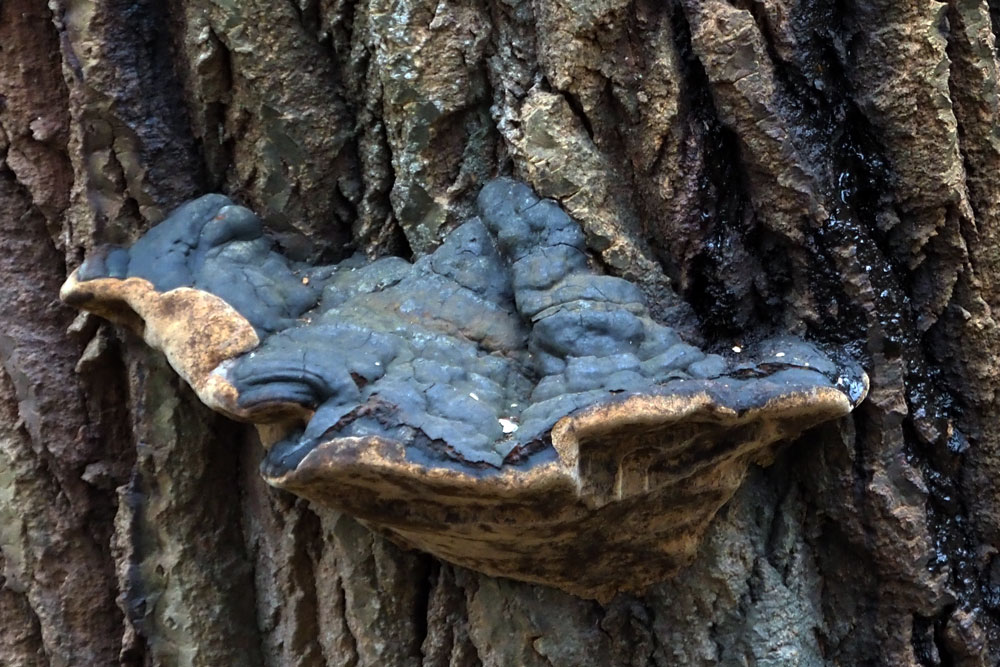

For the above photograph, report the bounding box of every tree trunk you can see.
[2,0,999,665]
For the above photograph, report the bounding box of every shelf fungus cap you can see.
[61,180,868,600]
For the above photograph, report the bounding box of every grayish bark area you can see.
[2,0,999,665]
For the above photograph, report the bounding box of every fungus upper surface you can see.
[62,178,867,599]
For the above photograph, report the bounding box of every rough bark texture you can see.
[2,0,1000,665]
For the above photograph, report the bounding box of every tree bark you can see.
[2,0,999,665]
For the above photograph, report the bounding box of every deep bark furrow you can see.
[0,171,123,663]
[0,0,73,230]
[0,554,46,667]
[0,379,63,667]
[662,3,764,340]
[114,349,264,665]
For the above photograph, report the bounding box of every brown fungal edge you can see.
[61,270,261,420]
[266,386,857,497]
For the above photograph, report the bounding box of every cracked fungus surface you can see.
[62,178,868,598]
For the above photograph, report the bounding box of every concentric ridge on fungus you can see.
[61,178,868,600]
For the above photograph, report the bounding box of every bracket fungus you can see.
[61,179,867,600]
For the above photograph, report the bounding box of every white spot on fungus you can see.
[499,418,518,434]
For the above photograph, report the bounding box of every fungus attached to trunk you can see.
[61,178,867,600]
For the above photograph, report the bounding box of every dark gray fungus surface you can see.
[76,178,865,475]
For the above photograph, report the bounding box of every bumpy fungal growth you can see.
[61,179,867,600]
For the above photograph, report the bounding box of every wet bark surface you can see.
[2,0,1000,665]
